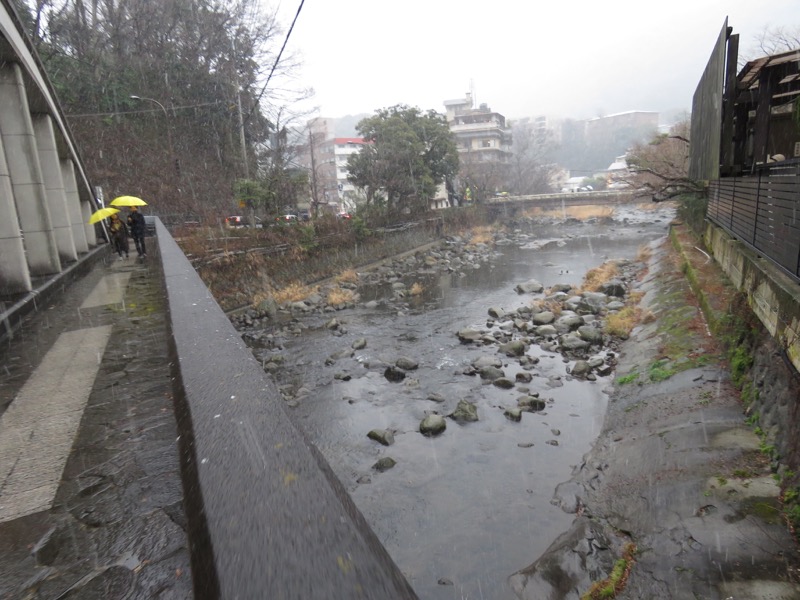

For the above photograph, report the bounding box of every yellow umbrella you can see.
[110,196,148,207]
[88,207,120,224]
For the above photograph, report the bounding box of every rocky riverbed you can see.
[228,203,800,599]
[510,231,800,599]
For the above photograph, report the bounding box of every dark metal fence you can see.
[708,158,800,282]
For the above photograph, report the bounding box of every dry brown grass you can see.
[250,290,272,307]
[531,297,564,317]
[410,282,424,296]
[327,286,356,306]
[467,225,495,246]
[523,206,615,220]
[583,261,620,291]
[335,269,359,284]
[273,282,317,304]
[605,306,640,338]
[636,244,653,263]
[641,309,657,324]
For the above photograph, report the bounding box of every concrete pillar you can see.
[60,158,88,253]
[0,63,61,276]
[34,115,77,262]
[81,200,97,246]
[0,128,31,294]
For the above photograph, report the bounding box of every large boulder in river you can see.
[518,396,546,412]
[420,414,447,436]
[554,314,584,333]
[488,307,506,319]
[396,356,419,370]
[515,279,544,294]
[577,292,608,314]
[255,297,279,319]
[449,400,479,423]
[559,334,591,352]
[577,325,604,345]
[373,457,397,472]
[532,311,555,325]
[570,360,592,377]
[600,279,627,297]
[457,329,484,343]
[480,366,505,381]
[535,324,558,337]
[472,356,503,369]
[384,366,406,382]
[493,377,515,389]
[367,429,395,446]
[499,340,526,357]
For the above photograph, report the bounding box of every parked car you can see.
[225,215,262,228]
[337,212,352,220]
[275,214,299,224]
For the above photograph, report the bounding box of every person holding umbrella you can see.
[110,196,149,258]
[109,213,130,259]
[127,206,147,257]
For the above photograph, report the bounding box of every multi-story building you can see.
[331,137,367,211]
[443,93,513,201]
[444,92,513,163]
[301,117,368,213]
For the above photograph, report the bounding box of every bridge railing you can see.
[486,189,637,204]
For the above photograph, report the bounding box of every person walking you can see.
[109,213,129,259]
[127,206,147,257]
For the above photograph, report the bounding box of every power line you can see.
[244,0,305,126]
[66,100,226,118]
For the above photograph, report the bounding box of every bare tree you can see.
[508,120,558,195]
[741,23,800,65]
[623,118,704,202]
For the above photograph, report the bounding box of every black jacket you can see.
[128,211,145,235]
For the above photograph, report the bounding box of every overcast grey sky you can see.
[275,0,798,123]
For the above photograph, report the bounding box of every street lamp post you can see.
[130,95,177,175]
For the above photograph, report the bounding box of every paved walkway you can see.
[0,251,192,599]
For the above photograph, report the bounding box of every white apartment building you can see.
[333,137,367,210]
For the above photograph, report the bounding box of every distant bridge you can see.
[486,189,640,213]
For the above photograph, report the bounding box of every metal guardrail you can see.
[708,160,800,282]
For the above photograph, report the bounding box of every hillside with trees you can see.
[11,0,308,220]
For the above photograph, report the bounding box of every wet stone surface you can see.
[0,257,192,599]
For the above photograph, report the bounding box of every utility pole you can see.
[231,38,249,180]
[308,127,319,216]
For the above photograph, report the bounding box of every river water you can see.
[271,204,675,599]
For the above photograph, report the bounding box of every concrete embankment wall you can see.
[155,219,418,599]
[704,223,800,372]
[699,221,800,470]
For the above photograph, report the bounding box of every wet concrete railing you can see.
[155,218,417,599]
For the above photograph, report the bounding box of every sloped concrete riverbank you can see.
[512,226,800,599]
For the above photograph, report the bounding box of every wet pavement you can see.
[0,250,192,599]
